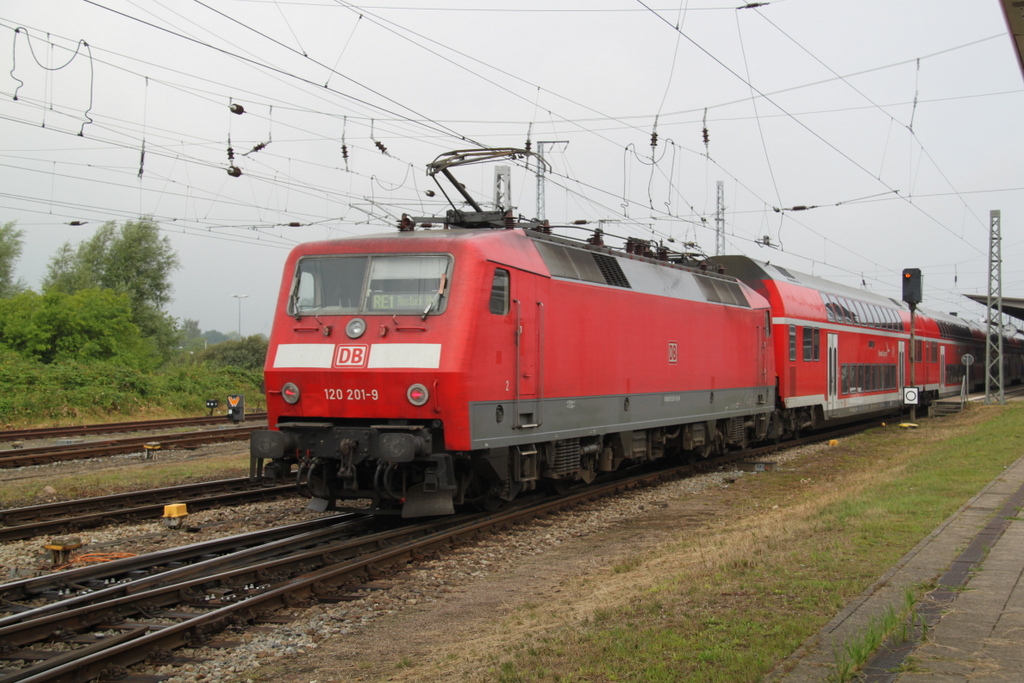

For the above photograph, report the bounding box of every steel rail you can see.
[0,478,297,543]
[0,420,884,682]
[0,414,267,443]
[0,515,355,611]
[0,426,260,469]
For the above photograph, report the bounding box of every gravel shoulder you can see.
[214,456,804,683]
[0,442,807,683]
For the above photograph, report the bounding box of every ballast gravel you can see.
[0,445,812,683]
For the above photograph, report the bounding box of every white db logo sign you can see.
[335,345,368,367]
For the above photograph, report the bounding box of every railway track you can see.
[0,477,297,543]
[0,425,261,469]
[0,414,268,443]
[0,421,883,682]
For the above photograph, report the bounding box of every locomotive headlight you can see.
[346,318,367,339]
[282,382,300,404]
[407,383,429,406]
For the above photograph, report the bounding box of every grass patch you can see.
[483,404,1022,682]
[0,450,249,508]
[0,349,262,428]
[830,588,917,682]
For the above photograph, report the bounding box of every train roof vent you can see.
[593,253,631,288]
[695,274,750,308]
[773,265,798,281]
[533,240,632,288]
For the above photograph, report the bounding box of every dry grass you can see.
[0,448,250,508]
[364,404,1021,683]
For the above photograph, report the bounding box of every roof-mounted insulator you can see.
[398,214,416,232]
[504,211,515,230]
[702,108,709,150]
[230,103,245,115]
[588,228,604,246]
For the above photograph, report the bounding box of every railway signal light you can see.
[902,268,922,305]
[227,395,245,422]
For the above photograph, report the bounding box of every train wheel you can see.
[551,478,573,495]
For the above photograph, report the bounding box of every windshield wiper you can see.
[421,272,448,320]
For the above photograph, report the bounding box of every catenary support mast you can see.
[985,209,1005,404]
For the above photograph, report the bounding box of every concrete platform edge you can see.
[765,453,1024,682]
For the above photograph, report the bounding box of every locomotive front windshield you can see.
[289,254,451,316]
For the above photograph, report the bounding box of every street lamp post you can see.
[232,294,248,338]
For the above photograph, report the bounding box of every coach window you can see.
[822,293,837,322]
[840,298,855,324]
[489,268,510,315]
[854,301,868,327]
[789,325,797,362]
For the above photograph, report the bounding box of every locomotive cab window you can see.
[489,268,510,315]
[289,254,452,317]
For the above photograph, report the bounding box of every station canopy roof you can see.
[1001,0,1024,79]
[963,294,1024,324]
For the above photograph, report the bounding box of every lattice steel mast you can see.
[985,209,1005,405]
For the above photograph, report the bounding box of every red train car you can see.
[712,255,1020,429]
[713,256,909,431]
[251,228,776,516]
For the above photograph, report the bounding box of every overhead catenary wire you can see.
[0,2,1007,321]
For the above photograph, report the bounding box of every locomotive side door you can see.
[826,333,839,417]
[513,275,544,429]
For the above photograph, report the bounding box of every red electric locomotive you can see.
[250,148,1020,517]
[250,216,777,517]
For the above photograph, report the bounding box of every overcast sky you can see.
[1,0,1022,336]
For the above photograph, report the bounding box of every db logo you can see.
[335,345,369,367]
[668,341,678,364]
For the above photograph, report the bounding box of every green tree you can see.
[197,334,269,372]
[43,218,181,357]
[202,329,232,346]
[0,221,27,298]
[0,289,158,368]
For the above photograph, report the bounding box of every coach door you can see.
[827,333,839,416]
[898,341,906,392]
[513,276,544,429]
